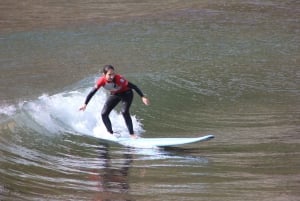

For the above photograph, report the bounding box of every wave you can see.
[0,87,144,138]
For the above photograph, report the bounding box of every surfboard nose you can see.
[207,135,215,139]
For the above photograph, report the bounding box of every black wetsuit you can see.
[84,80,144,135]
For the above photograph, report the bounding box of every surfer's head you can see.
[103,65,115,74]
[102,65,115,82]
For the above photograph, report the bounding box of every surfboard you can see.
[98,134,214,148]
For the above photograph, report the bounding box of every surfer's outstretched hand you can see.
[142,97,150,106]
[79,104,87,111]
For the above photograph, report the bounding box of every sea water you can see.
[1,1,299,201]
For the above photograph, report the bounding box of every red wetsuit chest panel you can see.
[96,74,129,94]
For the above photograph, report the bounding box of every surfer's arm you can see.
[85,87,98,105]
[128,82,144,97]
[128,82,150,105]
[79,87,98,111]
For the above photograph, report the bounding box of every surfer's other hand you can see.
[79,104,87,111]
[142,97,150,106]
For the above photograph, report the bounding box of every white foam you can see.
[0,104,16,116]
[20,89,144,137]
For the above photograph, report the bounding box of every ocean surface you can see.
[1,1,299,201]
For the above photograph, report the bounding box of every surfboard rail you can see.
[97,134,215,148]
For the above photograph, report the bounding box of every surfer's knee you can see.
[121,110,130,118]
[101,110,109,119]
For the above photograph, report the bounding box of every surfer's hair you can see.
[102,65,115,74]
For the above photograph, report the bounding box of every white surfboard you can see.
[98,134,214,148]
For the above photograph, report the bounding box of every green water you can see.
[1,1,299,201]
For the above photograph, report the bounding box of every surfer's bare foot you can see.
[130,134,138,139]
[113,133,121,138]
[105,131,114,136]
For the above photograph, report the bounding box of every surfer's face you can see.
[104,69,115,82]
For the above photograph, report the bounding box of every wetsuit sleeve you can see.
[128,82,145,97]
[84,87,98,105]
[84,76,105,105]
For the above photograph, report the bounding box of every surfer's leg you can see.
[120,90,134,135]
[101,95,120,134]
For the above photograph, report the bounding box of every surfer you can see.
[79,65,150,138]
